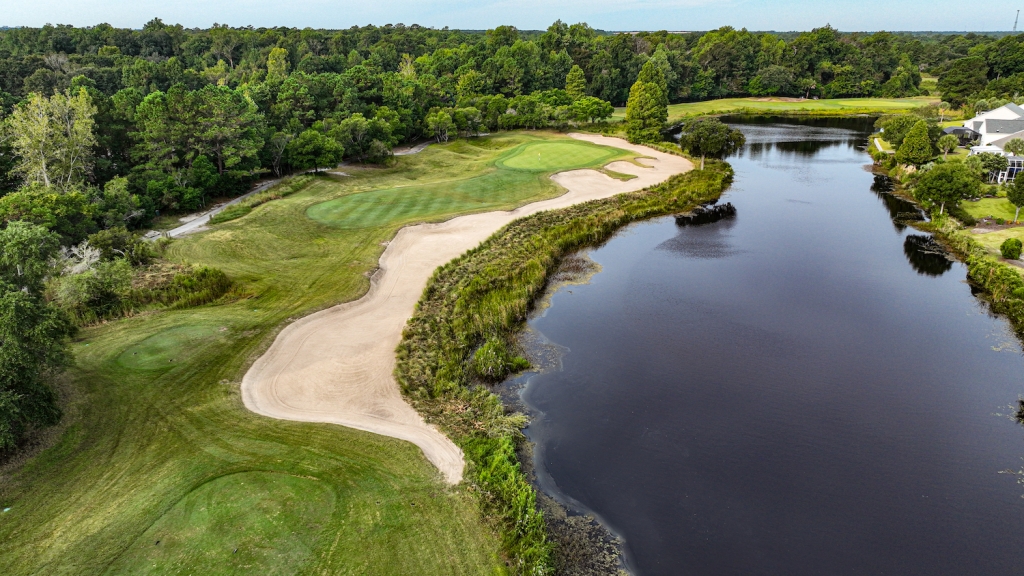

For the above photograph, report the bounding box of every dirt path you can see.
[241,134,693,484]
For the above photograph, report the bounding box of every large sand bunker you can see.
[241,134,693,484]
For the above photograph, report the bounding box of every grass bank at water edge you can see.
[923,215,1024,336]
[395,161,733,573]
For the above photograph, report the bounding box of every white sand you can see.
[241,134,693,484]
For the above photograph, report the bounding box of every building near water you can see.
[963,103,1024,148]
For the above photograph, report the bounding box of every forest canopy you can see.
[0,21,1013,210]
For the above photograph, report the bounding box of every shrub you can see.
[471,337,529,381]
[1001,237,1022,260]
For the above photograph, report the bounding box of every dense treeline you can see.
[0,21,1006,210]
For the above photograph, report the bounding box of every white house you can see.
[963,103,1024,146]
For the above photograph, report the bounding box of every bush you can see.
[471,337,529,381]
[1001,237,1022,260]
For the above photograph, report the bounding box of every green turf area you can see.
[0,132,633,575]
[307,138,633,230]
[962,197,1021,222]
[971,227,1024,256]
[611,96,937,121]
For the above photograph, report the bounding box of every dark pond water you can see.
[517,117,1024,575]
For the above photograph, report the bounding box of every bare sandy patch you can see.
[241,134,693,484]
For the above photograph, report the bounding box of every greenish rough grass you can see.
[611,96,937,121]
[307,138,632,230]
[962,198,1022,222]
[971,227,1024,256]
[0,131,633,575]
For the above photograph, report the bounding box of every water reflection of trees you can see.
[742,138,862,159]
[870,175,923,233]
[903,234,953,276]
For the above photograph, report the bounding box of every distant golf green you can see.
[307,138,634,229]
[497,140,625,171]
[612,96,938,122]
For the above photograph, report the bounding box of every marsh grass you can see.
[395,162,733,573]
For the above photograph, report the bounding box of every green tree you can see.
[938,57,989,108]
[5,88,96,190]
[895,120,933,166]
[1007,175,1024,223]
[0,185,97,244]
[0,289,74,450]
[0,220,61,294]
[133,85,264,177]
[677,117,746,170]
[427,111,454,142]
[937,134,959,159]
[970,152,1010,182]
[0,221,75,450]
[565,65,586,101]
[570,96,614,124]
[286,129,344,172]
[636,59,668,109]
[266,47,290,82]
[877,114,920,148]
[1004,138,1024,157]
[624,80,667,144]
[914,162,981,214]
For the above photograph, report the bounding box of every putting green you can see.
[306,138,633,230]
[116,324,225,372]
[105,472,336,574]
[496,141,624,171]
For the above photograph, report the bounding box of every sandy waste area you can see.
[241,134,694,484]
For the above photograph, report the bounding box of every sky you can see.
[2,0,1022,32]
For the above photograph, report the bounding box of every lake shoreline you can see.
[394,163,732,573]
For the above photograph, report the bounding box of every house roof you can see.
[1005,102,1024,117]
[990,130,1024,148]
[944,126,980,136]
[985,119,1024,134]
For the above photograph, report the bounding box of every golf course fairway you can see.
[0,132,685,574]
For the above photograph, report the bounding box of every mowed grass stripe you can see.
[0,131,634,575]
[307,138,634,229]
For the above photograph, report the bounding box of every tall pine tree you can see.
[895,120,932,166]
[565,65,587,101]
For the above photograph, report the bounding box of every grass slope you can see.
[962,197,1022,223]
[612,96,937,122]
[0,132,635,575]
